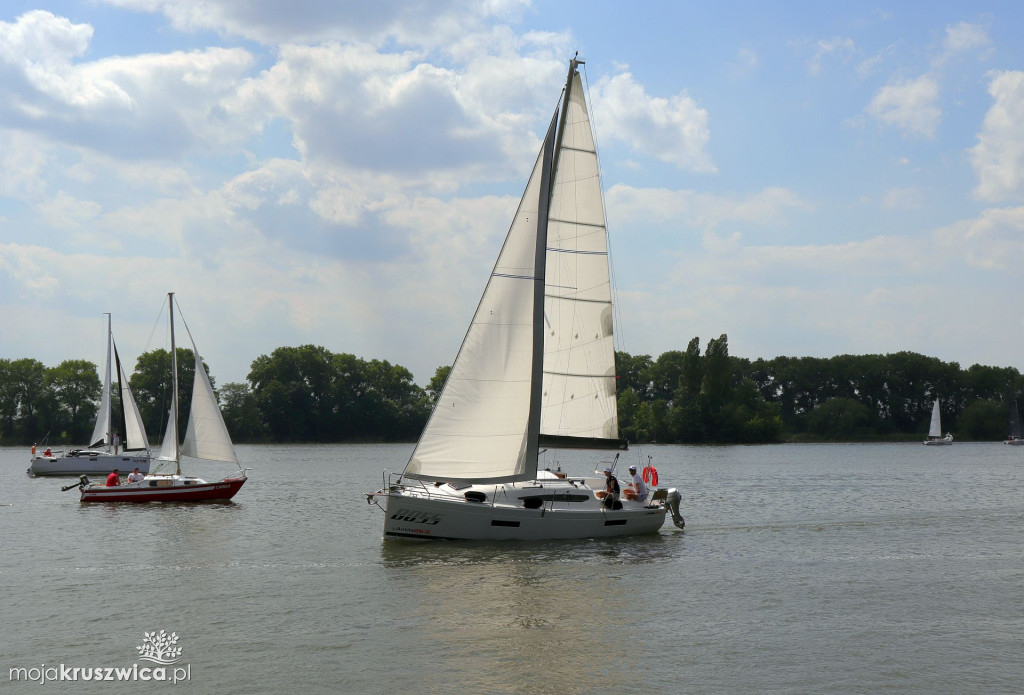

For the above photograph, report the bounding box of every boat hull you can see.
[380,488,668,541]
[80,476,246,503]
[29,452,151,477]
[1004,438,1024,445]
[922,438,953,446]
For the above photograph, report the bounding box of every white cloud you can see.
[866,74,941,138]
[592,68,715,172]
[969,71,1024,203]
[98,0,530,47]
[942,21,991,55]
[809,37,855,76]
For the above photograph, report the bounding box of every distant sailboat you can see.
[1005,400,1024,445]
[923,398,953,445]
[29,314,151,476]
[70,294,247,502]
[366,57,684,540]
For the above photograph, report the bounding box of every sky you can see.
[2,1,1024,387]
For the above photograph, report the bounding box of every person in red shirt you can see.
[106,468,121,486]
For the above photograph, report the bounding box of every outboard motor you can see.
[664,488,685,529]
[61,475,90,492]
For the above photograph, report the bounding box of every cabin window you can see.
[604,519,627,526]
[464,491,486,503]
[491,520,520,527]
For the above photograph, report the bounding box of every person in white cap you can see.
[602,467,620,509]
[628,464,648,502]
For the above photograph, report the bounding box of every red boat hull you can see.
[80,477,246,503]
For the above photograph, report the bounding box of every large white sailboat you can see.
[923,398,953,445]
[28,314,151,476]
[71,294,247,502]
[367,57,684,540]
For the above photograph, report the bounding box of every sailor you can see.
[106,468,121,487]
[602,468,620,509]
[628,464,648,502]
[127,467,144,483]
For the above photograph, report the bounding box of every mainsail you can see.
[540,68,620,449]
[88,315,113,449]
[928,399,942,438]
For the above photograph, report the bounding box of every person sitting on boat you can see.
[628,464,648,502]
[127,467,144,483]
[602,468,620,509]
[105,468,121,487]
[43,447,52,457]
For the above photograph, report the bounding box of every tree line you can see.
[616,334,1024,442]
[3,336,1022,446]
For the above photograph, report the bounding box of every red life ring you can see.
[642,465,658,487]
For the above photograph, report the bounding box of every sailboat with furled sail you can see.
[29,314,151,476]
[71,293,247,502]
[1005,400,1024,445]
[366,57,684,540]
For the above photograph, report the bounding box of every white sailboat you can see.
[28,314,152,476]
[1004,401,1024,445]
[367,57,684,540]
[72,293,247,502]
[923,398,953,445]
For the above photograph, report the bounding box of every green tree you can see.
[47,359,101,443]
[427,365,451,402]
[219,382,264,442]
[806,397,873,440]
[958,399,1005,440]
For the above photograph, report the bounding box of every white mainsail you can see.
[928,399,942,438]
[182,344,238,464]
[541,70,618,443]
[88,315,113,449]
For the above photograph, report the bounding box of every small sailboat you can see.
[29,314,151,476]
[1004,400,1024,445]
[70,293,247,502]
[923,398,953,445]
[366,57,684,540]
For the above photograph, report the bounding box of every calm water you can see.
[1,442,1021,694]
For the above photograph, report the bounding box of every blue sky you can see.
[2,1,1024,386]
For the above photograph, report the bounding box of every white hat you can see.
[603,467,612,473]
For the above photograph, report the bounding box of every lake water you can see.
[1,442,1021,694]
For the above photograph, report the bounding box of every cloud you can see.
[969,71,1024,203]
[592,68,715,172]
[808,37,855,76]
[866,74,941,138]
[942,21,991,55]
[98,0,530,47]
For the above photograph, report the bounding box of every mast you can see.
[103,313,112,451]
[168,292,181,475]
[524,111,559,473]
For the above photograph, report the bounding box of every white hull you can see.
[376,477,673,541]
[922,437,953,446]
[29,451,151,476]
[1004,438,1024,445]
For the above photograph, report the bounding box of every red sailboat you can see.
[69,293,248,503]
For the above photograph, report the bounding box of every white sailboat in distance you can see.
[28,314,151,476]
[923,398,953,445]
[366,56,685,540]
